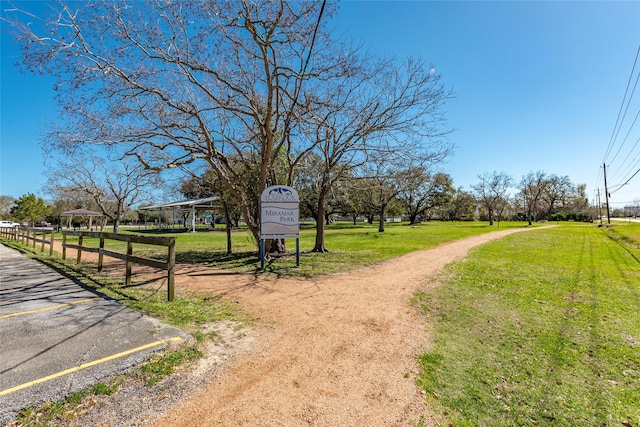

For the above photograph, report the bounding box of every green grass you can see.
[414,223,640,426]
[607,220,640,250]
[7,220,607,427]
[69,221,535,277]
[139,345,203,387]
[15,382,119,426]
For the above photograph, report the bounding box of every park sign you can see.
[260,185,300,239]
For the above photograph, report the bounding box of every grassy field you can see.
[61,221,534,276]
[414,223,640,426]
[4,220,638,425]
[607,220,640,249]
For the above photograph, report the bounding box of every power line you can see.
[610,166,640,195]
[607,72,640,168]
[611,135,640,185]
[608,104,640,178]
[603,45,640,163]
[600,45,640,200]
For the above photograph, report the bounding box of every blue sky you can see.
[2,1,640,209]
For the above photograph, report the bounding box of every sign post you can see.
[260,185,300,269]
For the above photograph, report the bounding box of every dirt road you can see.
[139,227,539,426]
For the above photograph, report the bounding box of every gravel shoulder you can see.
[39,227,539,426]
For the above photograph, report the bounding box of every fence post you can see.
[40,230,45,253]
[76,235,83,264]
[125,240,133,286]
[49,230,54,255]
[98,234,105,272]
[32,229,36,249]
[62,233,67,260]
[167,238,175,302]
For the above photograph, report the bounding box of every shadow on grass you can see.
[126,227,238,235]
[176,250,258,268]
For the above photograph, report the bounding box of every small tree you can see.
[398,170,454,224]
[472,172,513,226]
[494,196,511,227]
[10,193,51,226]
[355,159,408,233]
[446,188,476,221]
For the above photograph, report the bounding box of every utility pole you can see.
[603,163,611,224]
[597,188,602,225]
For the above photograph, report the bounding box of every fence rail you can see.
[62,231,176,301]
[0,226,54,255]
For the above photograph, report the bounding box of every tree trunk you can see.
[267,238,286,253]
[378,205,386,232]
[408,211,418,224]
[223,201,232,255]
[237,191,261,250]
[312,191,329,252]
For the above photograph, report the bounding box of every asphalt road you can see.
[0,244,188,425]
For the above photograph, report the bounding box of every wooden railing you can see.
[0,226,54,256]
[62,231,176,301]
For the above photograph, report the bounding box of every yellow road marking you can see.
[0,336,183,397]
[0,298,100,319]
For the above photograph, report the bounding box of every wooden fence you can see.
[0,226,54,256]
[62,231,176,301]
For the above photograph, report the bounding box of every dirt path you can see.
[48,228,540,426]
[131,227,538,427]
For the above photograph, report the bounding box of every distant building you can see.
[623,204,640,217]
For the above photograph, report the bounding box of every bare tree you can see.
[6,0,333,246]
[493,195,512,227]
[541,174,572,219]
[295,155,352,226]
[570,183,590,213]
[472,171,513,226]
[517,170,547,226]
[0,195,16,219]
[6,0,453,254]
[46,151,160,233]
[354,158,415,233]
[47,185,104,227]
[300,54,453,251]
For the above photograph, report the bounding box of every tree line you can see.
[2,167,591,237]
[2,1,591,252]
